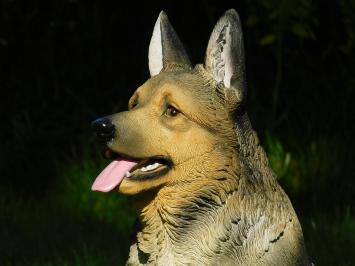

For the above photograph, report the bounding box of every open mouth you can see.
[91,148,172,192]
[104,149,172,181]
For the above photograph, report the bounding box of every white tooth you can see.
[140,163,161,172]
[148,163,161,171]
[145,164,154,171]
[125,171,131,177]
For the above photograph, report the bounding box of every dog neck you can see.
[129,150,248,264]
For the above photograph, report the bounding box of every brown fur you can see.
[99,9,310,265]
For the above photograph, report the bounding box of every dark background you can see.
[1,0,354,265]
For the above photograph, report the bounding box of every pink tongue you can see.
[91,158,138,192]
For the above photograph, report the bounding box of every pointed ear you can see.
[205,9,246,103]
[148,11,191,76]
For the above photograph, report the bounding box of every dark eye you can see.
[165,105,180,117]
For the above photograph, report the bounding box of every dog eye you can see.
[165,105,180,117]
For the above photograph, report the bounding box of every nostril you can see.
[91,118,115,141]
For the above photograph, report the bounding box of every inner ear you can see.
[148,11,191,76]
[204,9,246,103]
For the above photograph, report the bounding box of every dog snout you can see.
[91,117,115,141]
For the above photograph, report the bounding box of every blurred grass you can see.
[0,133,354,265]
[302,208,355,266]
[0,149,135,266]
[264,131,355,265]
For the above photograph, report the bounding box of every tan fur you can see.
[102,10,310,265]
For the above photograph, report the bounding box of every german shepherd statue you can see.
[91,9,310,266]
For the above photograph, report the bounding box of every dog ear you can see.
[205,9,246,104]
[148,11,191,77]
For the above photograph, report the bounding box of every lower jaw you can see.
[127,167,170,181]
[118,172,170,196]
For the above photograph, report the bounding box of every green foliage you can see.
[302,208,355,265]
[264,131,319,194]
[264,129,354,209]
[339,0,355,54]
[54,150,135,229]
[264,131,291,179]
[263,132,355,265]
[246,0,317,41]
[0,151,135,265]
[259,34,276,46]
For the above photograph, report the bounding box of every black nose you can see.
[91,117,115,141]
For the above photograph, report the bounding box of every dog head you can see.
[91,9,247,195]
